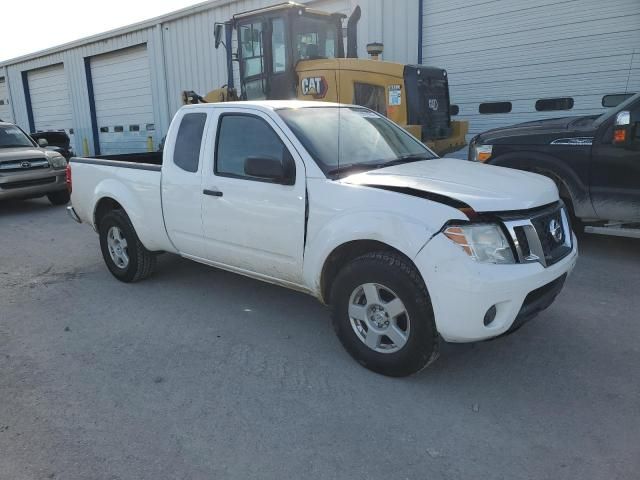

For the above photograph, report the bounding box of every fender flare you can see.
[303,207,462,300]
[91,179,167,252]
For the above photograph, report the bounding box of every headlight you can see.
[472,144,492,162]
[444,223,515,264]
[46,152,67,169]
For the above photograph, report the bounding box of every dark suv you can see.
[30,131,74,160]
[469,93,640,238]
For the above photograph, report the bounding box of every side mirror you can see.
[37,138,48,148]
[244,155,294,185]
[214,23,224,49]
[613,111,631,146]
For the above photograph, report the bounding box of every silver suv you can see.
[0,121,69,205]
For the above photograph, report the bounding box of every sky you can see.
[0,0,205,62]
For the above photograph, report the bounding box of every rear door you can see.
[590,99,640,221]
[200,108,306,285]
[161,109,210,257]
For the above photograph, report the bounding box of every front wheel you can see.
[47,190,70,205]
[330,252,439,377]
[98,210,156,283]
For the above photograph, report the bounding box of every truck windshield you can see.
[0,125,35,148]
[278,107,437,177]
[292,15,338,62]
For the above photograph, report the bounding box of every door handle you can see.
[203,189,223,197]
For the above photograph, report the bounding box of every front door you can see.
[591,99,640,221]
[201,109,306,285]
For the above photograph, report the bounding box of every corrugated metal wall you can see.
[3,29,163,155]
[422,0,640,139]
[0,0,417,155]
[0,69,13,122]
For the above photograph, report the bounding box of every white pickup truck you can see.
[68,101,578,377]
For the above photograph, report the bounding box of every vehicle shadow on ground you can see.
[0,198,63,218]
[147,232,638,386]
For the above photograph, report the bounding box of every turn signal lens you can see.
[473,144,493,162]
[613,128,627,144]
[443,226,473,256]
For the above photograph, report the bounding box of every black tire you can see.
[330,251,439,377]
[47,189,70,205]
[98,209,156,283]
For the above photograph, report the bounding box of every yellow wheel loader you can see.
[183,2,468,156]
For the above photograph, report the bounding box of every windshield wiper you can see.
[0,144,33,148]
[375,154,433,168]
[326,162,380,178]
[327,155,433,178]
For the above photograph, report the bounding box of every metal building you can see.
[0,0,637,155]
[422,0,640,138]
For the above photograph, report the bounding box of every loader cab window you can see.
[271,18,287,74]
[240,21,266,99]
[292,15,338,62]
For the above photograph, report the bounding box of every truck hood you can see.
[342,158,558,213]
[475,115,598,145]
[0,146,47,161]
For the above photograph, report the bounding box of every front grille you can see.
[502,203,573,267]
[530,208,572,265]
[1,177,56,190]
[0,158,50,172]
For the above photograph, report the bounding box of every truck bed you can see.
[93,152,163,166]
[71,151,163,172]
[69,152,172,252]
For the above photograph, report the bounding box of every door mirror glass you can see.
[37,138,48,147]
[613,111,631,146]
[214,24,224,49]
[244,156,287,183]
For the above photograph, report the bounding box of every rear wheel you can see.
[330,251,439,377]
[47,190,70,205]
[98,210,156,283]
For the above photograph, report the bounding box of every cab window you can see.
[240,22,266,99]
[271,18,287,74]
[215,114,289,181]
[292,16,337,62]
[174,113,207,173]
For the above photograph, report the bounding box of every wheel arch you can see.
[319,240,422,305]
[94,196,124,228]
[489,151,595,218]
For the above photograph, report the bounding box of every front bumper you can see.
[415,232,578,342]
[0,168,66,200]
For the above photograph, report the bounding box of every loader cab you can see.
[230,4,345,100]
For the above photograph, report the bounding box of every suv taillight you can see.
[65,163,72,193]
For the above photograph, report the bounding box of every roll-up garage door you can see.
[90,45,154,155]
[0,76,13,123]
[422,0,640,142]
[27,64,73,134]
